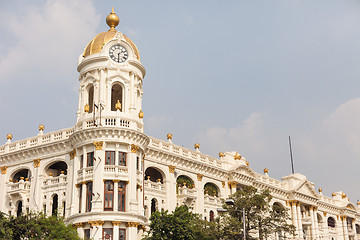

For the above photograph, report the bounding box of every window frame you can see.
[87,152,94,167]
[103,228,113,240]
[86,182,93,212]
[105,151,115,165]
[119,152,126,166]
[104,180,114,211]
[118,181,126,212]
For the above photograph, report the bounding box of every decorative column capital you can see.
[69,149,76,159]
[93,141,103,150]
[1,166,7,174]
[197,173,203,181]
[323,211,327,216]
[74,222,85,228]
[168,165,175,173]
[126,222,139,227]
[89,220,104,226]
[112,221,122,226]
[221,181,225,188]
[131,144,139,153]
[228,181,237,189]
[113,179,120,183]
[33,159,40,168]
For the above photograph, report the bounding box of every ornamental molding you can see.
[112,221,122,226]
[93,141,103,150]
[197,173,203,181]
[33,159,40,168]
[168,165,175,173]
[69,149,76,159]
[74,222,85,228]
[89,220,104,226]
[131,144,139,153]
[1,166,7,174]
[126,222,139,227]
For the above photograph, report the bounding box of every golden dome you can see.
[83,8,140,60]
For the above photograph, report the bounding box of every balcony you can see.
[204,194,222,207]
[77,166,94,182]
[8,179,31,196]
[42,174,67,191]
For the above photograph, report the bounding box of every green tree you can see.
[143,205,217,240]
[219,185,296,240]
[0,211,80,240]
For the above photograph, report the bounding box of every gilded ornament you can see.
[245,161,249,166]
[197,173,203,181]
[115,100,122,110]
[93,141,103,150]
[0,166,7,174]
[219,152,225,157]
[89,220,104,226]
[112,221,122,226]
[33,159,40,168]
[20,177,24,180]
[69,149,76,160]
[332,192,336,197]
[357,201,360,206]
[25,178,29,181]
[323,211,327,216]
[106,7,119,29]
[74,222,85,228]
[221,181,225,188]
[84,104,90,113]
[138,110,144,119]
[263,168,268,173]
[318,188,322,193]
[194,143,200,149]
[341,193,347,199]
[167,133,172,140]
[131,144,139,153]
[234,152,241,160]
[39,124,45,131]
[6,133,12,140]
[168,165,175,173]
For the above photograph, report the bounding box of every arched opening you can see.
[46,161,68,177]
[111,84,123,111]
[347,217,353,229]
[52,194,58,216]
[176,175,194,189]
[151,198,157,214]
[16,201,22,217]
[209,210,214,222]
[328,217,336,228]
[88,85,94,113]
[145,167,164,183]
[355,224,360,234]
[13,169,31,182]
[273,202,286,215]
[204,183,219,197]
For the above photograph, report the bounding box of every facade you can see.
[0,9,359,240]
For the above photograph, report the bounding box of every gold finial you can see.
[39,124,45,131]
[332,192,336,197]
[341,193,347,199]
[264,168,268,173]
[106,7,120,30]
[84,104,89,113]
[194,143,200,149]
[234,152,241,160]
[139,110,144,119]
[6,133,12,140]
[115,100,121,110]
[219,152,225,157]
[357,201,360,206]
[167,133,172,140]
[318,188,322,193]
[245,161,249,166]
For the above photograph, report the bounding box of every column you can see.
[296,202,303,240]
[112,221,121,240]
[196,174,204,215]
[130,73,135,110]
[353,219,358,240]
[114,180,119,212]
[291,201,298,234]
[322,213,329,240]
[129,144,139,213]
[309,206,316,239]
[92,141,105,212]
[68,149,76,216]
[127,222,139,239]
[314,208,320,240]
[81,182,87,213]
[31,159,41,211]
[90,221,104,240]
[0,166,7,212]
[342,216,349,240]
[167,165,177,211]
[75,223,84,239]
[99,69,105,105]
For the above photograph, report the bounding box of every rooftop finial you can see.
[106,7,119,30]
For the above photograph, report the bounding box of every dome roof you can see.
[83,8,140,60]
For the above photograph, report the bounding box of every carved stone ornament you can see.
[0,166,7,174]
[167,133,172,140]
[93,141,103,150]
[131,144,139,153]
[127,222,139,227]
[222,181,225,188]
[323,211,327,216]
[33,159,40,168]
[219,152,225,158]
[69,149,76,160]
[197,173,203,181]
[114,31,124,40]
[112,221,122,226]
[234,152,241,160]
[168,165,175,173]
[89,220,104,226]
[74,222,85,228]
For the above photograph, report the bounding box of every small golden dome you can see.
[83,8,140,60]
[115,100,121,110]
[234,152,241,160]
[194,143,200,149]
[318,188,322,193]
[6,133,12,140]
[138,110,144,119]
[167,133,172,140]
[84,104,90,113]
[264,168,268,173]
[39,124,45,131]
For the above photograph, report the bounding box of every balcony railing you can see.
[8,180,31,194]
[104,165,128,174]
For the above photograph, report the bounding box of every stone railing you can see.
[144,180,165,191]
[104,165,128,174]
[256,174,284,188]
[8,180,31,192]
[148,137,222,168]
[0,127,75,155]
[178,186,197,197]
[77,166,94,178]
[204,195,222,206]
[43,174,67,186]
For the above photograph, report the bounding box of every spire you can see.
[106,7,119,30]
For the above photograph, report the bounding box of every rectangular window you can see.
[80,155,84,169]
[104,180,114,211]
[105,151,115,165]
[119,229,126,240]
[119,152,126,166]
[118,182,126,211]
[79,186,82,213]
[63,202,65,217]
[103,228,113,240]
[84,229,90,240]
[87,152,94,167]
[86,182,93,212]
[136,157,139,171]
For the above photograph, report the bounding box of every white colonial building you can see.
[0,9,359,240]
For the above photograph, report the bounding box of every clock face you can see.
[109,45,128,63]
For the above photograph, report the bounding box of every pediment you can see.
[294,181,318,198]
[232,165,256,178]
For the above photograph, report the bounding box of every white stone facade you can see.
[0,11,359,240]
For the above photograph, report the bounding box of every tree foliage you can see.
[0,211,80,240]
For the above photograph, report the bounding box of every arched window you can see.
[176,175,194,189]
[328,217,336,228]
[16,201,22,217]
[104,181,114,211]
[46,161,67,177]
[145,167,164,183]
[86,182,93,212]
[52,194,58,216]
[111,84,123,111]
[355,224,360,234]
[209,210,214,222]
[151,198,157,214]
[118,182,126,211]
[88,85,94,113]
[13,169,31,182]
[204,183,219,197]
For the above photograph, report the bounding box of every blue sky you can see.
[1,0,360,201]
